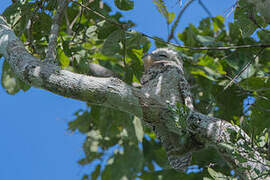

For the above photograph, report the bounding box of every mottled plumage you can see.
[141,48,194,171]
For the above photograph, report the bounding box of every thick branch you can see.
[161,105,269,179]
[0,16,142,118]
[187,111,270,180]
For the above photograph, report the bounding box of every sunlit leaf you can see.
[211,16,224,32]
[208,167,237,180]
[1,60,30,95]
[153,0,174,24]
[196,35,215,46]
[133,117,144,142]
[57,48,70,68]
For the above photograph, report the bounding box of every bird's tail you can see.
[153,123,192,171]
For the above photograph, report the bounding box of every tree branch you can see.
[168,0,196,42]
[0,15,269,179]
[198,0,212,17]
[187,111,270,180]
[224,48,265,90]
[0,16,142,118]
[45,0,68,63]
[70,0,124,29]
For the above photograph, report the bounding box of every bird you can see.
[141,48,196,171]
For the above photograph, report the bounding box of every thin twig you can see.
[70,0,124,29]
[224,2,237,18]
[198,0,212,17]
[141,32,270,50]
[69,7,83,31]
[71,1,270,51]
[71,10,83,42]
[64,8,73,34]
[65,0,91,35]
[168,0,196,42]
[18,0,43,37]
[45,0,68,63]
[224,48,265,90]
[122,31,127,66]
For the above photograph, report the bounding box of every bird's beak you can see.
[142,53,153,70]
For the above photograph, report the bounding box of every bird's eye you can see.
[159,54,168,58]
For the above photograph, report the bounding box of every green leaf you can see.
[153,0,174,24]
[178,24,199,46]
[238,64,256,81]
[167,12,175,24]
[234,1,257,37]
[211,16,225,32]
[140,169,205,179]
[126,30,151,53]
[2,1,33,31]
[225,49,254,70]
[191,69,217,81]
[143,138,168,167]
[86,25,98,40]
[196,35,215,46]
[78,130,103,166]
[198,56,225,74]
[208,168,233,180]
[101,29,124,56]
[114,0,134,11]
[228,23,241,42]
[102,145,143,179]
[86,130,102,153]
[192,56,225,81]
[92,165,101,180]
[198,18,212,36]
[32,12,52,40]
[192,147,229,173]
[57,48,70,68]
[154,36,168,48]
[133,117,144,142]
[68,110,91,133]
[1,60,30,95]
[257,30,270,44]
[249,95,270,134]
[96,12,123,39]
[127,48,144,81]
[153,0,167,18]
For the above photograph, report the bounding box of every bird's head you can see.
[142,48,182,70]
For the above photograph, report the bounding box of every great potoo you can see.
[141,48,194,171]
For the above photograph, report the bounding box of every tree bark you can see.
[0,16,269,179]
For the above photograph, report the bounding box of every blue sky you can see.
[0,0,235,179]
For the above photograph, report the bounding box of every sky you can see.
[0,0,235,180]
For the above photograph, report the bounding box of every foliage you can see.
[1,0,270,179]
